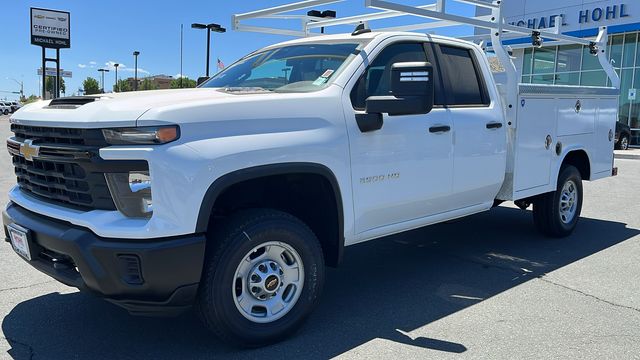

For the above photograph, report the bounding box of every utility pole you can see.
[133,51,140,91]
[191,22,226,77]
[7,78,24,100]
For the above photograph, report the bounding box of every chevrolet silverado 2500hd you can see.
[3,1,620,347]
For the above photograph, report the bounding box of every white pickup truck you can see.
[3,2,619,347]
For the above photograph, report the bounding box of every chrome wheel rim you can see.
[232,241,304,323]
[559,180,578,224]
[621,137,629,150]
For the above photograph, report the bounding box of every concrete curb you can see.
[615,153,640,160]
[615,148,640,160]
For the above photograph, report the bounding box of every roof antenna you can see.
[352,22,371,36]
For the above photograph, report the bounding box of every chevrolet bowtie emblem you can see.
[20,139,40,161]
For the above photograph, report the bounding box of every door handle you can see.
[429,125,451,133]
[486,122,503,129]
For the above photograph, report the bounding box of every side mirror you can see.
[356,62,435,133]
[197,76,210,86]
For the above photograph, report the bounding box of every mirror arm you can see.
[355,113,383,132]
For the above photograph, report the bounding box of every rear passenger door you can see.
[436,44,507,209]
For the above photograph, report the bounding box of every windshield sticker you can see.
[313,69,335,86]
[313,77,329,86]
[321,69,334,78]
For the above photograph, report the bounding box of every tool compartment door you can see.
[592,98,618,177]
[513,97,556,193]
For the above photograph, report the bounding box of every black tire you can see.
[197,209,325,347]
[533,165,583,238]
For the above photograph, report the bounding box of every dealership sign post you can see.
[30,7,70,99]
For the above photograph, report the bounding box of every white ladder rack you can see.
[232,0,620,98]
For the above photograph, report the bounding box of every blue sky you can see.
[0,0,476,100]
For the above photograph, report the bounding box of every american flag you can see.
[217,58,225,70]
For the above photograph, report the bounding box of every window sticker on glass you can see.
[313,69,335,86]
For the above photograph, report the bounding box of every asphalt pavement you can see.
[0,114,639,359]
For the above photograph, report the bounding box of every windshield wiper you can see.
[222,87,273,93]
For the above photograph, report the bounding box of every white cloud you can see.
[78,64,87,68]
[89,61,97,65]
[174,73,186,78]
[103,61,150,75]
[123,67,150,75]
[104,60,126,70]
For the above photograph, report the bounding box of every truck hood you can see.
[11,88,235,128]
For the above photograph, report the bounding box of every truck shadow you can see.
[2,206,638,359]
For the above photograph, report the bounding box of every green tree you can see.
[83,77,100,95]
[114,79,132,92]
[45,76,66,95]
[139,78,158,91]
[170,77,197,89]
[22,95,40,104]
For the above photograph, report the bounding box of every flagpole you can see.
[180,24,184,88]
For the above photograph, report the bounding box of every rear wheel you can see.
[197,209,325,347]
[533,165,583,238]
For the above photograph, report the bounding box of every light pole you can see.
[98,68,109,93]
[114,63,120,92]
[7,78,24,100]
[307,10,336,33]
[133,51,140,91]
[191,22,226,77]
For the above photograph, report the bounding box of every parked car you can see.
[0,103,10,115]
[10,101,21,113]
[615,121,632,150]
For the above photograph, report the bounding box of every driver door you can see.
[343,41,454,236]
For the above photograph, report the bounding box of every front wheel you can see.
[532,165,583,238]
[197,209,325,347]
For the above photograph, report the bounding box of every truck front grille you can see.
[7,125,147,211]
[11,124,107,146]
[12,156,115,210]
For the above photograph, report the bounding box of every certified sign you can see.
[30,7,70,48]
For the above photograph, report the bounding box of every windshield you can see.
[200,42,363,93]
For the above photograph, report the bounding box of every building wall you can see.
[502,1,637,33]
[482,0,640,146]
[125,76,173,90]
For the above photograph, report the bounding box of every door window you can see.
[438,45,489,106]
[350,42,443,110]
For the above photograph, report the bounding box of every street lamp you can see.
[97,68,110,93]
[307,10,336,33]
[133,51,140,91]
[114,63,120,92]
[191,22,226,77]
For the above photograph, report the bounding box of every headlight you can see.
[102,125,179,145]
[105,171,153,218]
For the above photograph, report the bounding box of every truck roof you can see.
[262,31,472,49]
